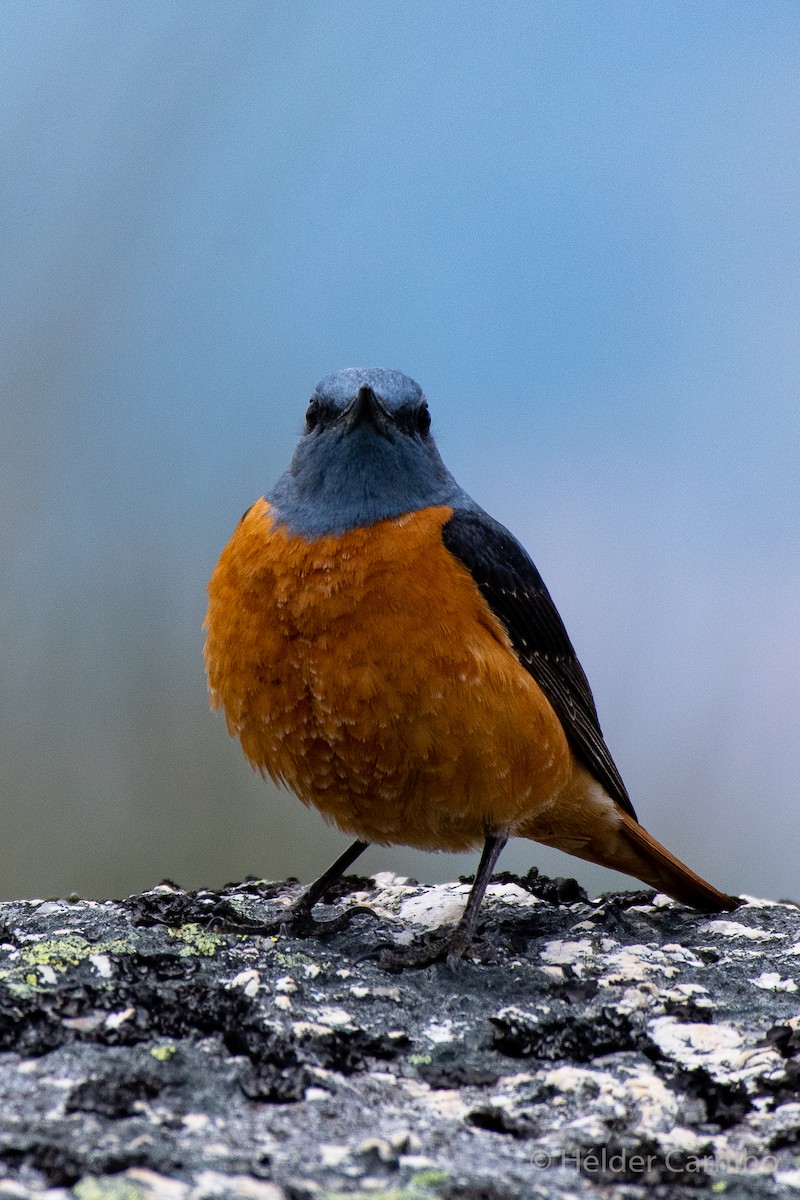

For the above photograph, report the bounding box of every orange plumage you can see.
[204,499,572,851]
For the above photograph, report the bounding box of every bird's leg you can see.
[445,832,508,964]
[287,838,372,930]
[379,832,508,970]
[212,839,375,938]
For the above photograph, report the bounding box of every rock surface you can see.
[1,871,799,1199]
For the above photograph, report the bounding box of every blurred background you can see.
[2,2,798,903]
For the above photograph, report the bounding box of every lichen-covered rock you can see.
[0,872,798,1199]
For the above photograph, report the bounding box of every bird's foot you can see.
[287,903,379,938]
[376,926,496,972]
[208,897,378,940]
[377,938,447,972]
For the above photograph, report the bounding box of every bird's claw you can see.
[209,900,379,940]
[376,927,495,972]
[287,903,380,938]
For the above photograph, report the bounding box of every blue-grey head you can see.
[268,368,471,537]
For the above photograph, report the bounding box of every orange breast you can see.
[204,500,571,851]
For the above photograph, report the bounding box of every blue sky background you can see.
[2,2,798,902]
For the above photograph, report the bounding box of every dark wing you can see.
[442,508,636,821]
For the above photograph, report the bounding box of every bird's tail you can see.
[613,809,739,911]
[518,764,739,912]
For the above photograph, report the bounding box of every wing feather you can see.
[442,508,637,820]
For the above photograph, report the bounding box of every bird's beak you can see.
[342,386,393,439]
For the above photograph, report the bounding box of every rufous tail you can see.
[613,810,738,910]
[520,768,739,911]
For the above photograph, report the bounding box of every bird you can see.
[204,367,739,965]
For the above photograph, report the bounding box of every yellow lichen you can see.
[150,1044,177,1062]
[167,923,225,957]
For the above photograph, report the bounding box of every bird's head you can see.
[304,367,431,442]
[269,368,464,537]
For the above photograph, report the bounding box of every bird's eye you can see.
[305,400,321,431]
[416,405,431,436]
